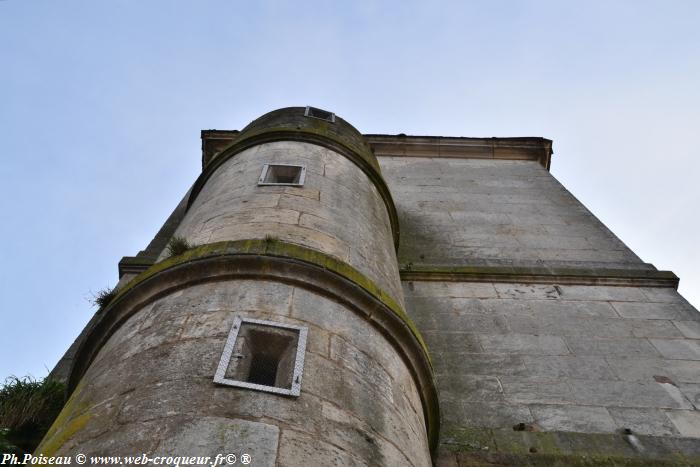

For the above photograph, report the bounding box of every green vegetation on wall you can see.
[89,287,117,312]
[0,376,65,454]
[165,236,197,259]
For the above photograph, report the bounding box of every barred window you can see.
[258,164,306,186]
[214,317,308,396]
[304,106,335,123]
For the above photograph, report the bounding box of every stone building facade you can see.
[43,108,700,465]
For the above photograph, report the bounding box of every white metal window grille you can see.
[258,164,306,186]
[214,317,308,397]
[304,106,336,123]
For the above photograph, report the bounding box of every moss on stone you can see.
[454,452,691,467]
[109,239,431,365]
[35,381,90,456]
[37,412,90,457]
[442,427,497,452]
[99,239,439,449]
[493,430,564,456]
[440,427,699,466]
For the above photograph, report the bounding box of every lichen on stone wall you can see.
[109,239,430,364]
[440,427,699,466]
[35,380,91,456]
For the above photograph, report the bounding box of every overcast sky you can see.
[1,0,698,379]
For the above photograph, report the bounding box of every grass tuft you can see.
[90,287,117,311]
[166,236,195,258]
[0,376,65,454]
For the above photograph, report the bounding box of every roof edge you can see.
[364,134,553,170]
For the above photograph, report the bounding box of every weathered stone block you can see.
[525,300,619,318]
[522,356,617,380]
[157,417,279,467]
[439,353,529,376]
[446,401,534,429]
[499,377,573,404]
[530,405,617,433]
[674,320,700,339]
[436,375,504,402]
[564,336,660,357]
[606,357,700,383]
[650,339,700,360]
[481,334,569,355]
[329,335,393,397]
[641,287,690,303]
[319,401,417,466]
[424,312,510,334]
[572,380,693,409]
[679,383,700,409]
[607,407,680,436]
[666,411,700,438]
[423,332,482,353]
[612,302,696,321]
[495,283,560,300]
[557,285,647,302]
[277,429,368,466]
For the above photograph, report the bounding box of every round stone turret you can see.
[175,106,403,305]
[38,108,438,466]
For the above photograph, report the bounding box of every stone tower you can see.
[41,108,438,466]
[43,107,700,465]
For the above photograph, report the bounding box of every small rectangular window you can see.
[304,106,336,123]
[214,317,308,396]
[258,164,306,186]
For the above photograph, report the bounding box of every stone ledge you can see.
[201,129,240,166]
[117,256,154,277]
[400,265,680,289]
[366,134,553,170]
[440,427,700,466]
[113,240,416,339]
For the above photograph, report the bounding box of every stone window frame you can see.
[304,106,336,123]
[214,316,308,397]
[258,163,307,187]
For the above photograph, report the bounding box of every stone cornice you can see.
[117,256,154,277]
[400,264,679,288]
[366,134,553,170]
[201,129,240,168]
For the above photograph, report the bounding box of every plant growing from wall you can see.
[0,376,65,454]
[166,236,196,258]
[90,286,117,311]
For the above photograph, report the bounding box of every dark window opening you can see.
[259,164,306,186]
[217,319,305,395]
[304,106,335,123]
[248,353,280,386]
